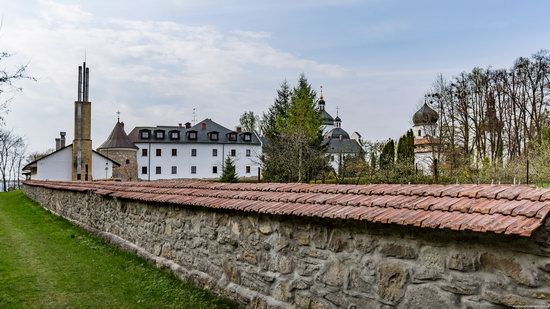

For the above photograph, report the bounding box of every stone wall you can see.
[23,185,550,308]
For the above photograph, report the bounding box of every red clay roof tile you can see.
[24,180,550,237]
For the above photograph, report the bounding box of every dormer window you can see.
[228,132,237,141]
[187,130,198,140]
[140,130,151,139]
[154,130,165,140]
[242,133,252,142]
[209,132,219,141]
[169,130,180,140]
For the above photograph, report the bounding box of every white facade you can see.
[414,123,437,175]
[135,143,261,180]
[30,145,115,181]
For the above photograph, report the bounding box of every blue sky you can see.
[2,0,550,152]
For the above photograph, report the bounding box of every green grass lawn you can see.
[0,190,239,309]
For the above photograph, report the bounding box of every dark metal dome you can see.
[325,127,350,140]
[413,103,439,126]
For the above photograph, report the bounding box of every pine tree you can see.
[261,74,326,182]
[220,156,238,183]
[379,139,395,169]
[396,129,415,164]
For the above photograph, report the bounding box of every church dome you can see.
[326,127,350,140]
[413,103,439,126]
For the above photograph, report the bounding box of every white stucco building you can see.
[128,119,262,180]
[23,140,118,181]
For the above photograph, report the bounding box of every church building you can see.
[319,89,364,174]
[23,63,119,181]
[413,102,440,175]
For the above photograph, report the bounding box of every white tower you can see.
[412,102,439,175]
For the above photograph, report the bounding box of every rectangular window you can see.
[171,166,177,174]
[142,166,148,174]
[188,131,197,140]
[172,149,177,156]
[155,131,164,139]
[170,132,179,140]
[191,166,197,174]
[246,166,251,174]
[212,149,218,157]
[212,166,218,174]
[243,133,252,141]
[246,149,251,157]
[230,149,236,157]
[142,149,148,157]
[141,131,150,139]
[191,149,197,157]
[156,149,162,156]
[228,133,237,141]
[156,166,161,174]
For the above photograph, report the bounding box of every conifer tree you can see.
[379,139,395,169]
[396,129,415,164]
[220,156,238,183]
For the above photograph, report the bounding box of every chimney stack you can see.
[185,122,191,129]
[201,122,207,129]
[55,138,61,150]
[60,132,66,148]
[236,126,242,133]
[178,123,182,128]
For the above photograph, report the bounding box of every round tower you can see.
[412,102,440,175]
[97,117,138,181]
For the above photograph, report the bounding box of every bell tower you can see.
[72,62,92,181]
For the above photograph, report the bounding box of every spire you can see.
[117,111,121,123]
[318,85,326,111]
[334,106,342,128]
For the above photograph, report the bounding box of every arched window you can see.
[418,129,421,137]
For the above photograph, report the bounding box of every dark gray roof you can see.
[325,127,350,140]
[413,103,439,126]
[128,118,262,145]
[320,110,335,125]
[323,138,363,154]
[98,121,138,150]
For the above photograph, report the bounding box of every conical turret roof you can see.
[98,121,137,150]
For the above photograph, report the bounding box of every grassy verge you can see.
[0,190,238,308]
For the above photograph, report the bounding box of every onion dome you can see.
[98,121,138,150]
[413,103,439,126]
[325,127,350,140]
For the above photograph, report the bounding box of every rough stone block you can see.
[480,252,538,286]
[447,251,479,272]
[379,242,418,259]
[397,284,459,309]
[376,261,409,303]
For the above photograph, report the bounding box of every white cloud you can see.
[2,0,353,151]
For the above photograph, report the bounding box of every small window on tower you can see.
[125,159,130,164]
[418,130,421,137]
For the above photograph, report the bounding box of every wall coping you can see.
[23,180,550,237]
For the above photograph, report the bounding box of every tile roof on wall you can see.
[24,180,550,237]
